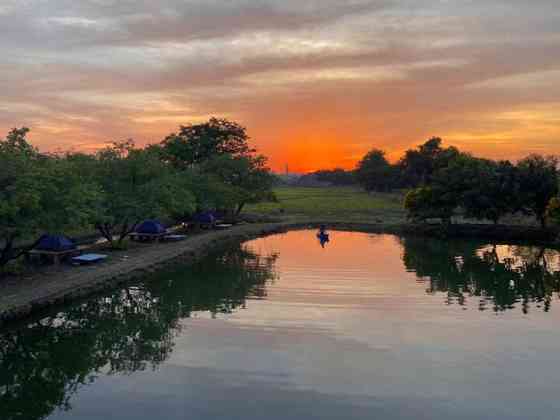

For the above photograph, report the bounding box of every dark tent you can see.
[193,212,215,224]
[35,234,77,252]
[210,210,225,220]
[136,220,166,234]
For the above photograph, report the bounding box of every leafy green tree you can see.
[0,128,43,266]
[161,118,255,168]
[404,186,456,223]
[177,171,239,213]
[402,145,521,225]
[517,155,559,228]
[39,156,105,233]
[92,141,196,247]
[356,149,396,192]
[158,118,274,215]
[398,137,460,187]
[0,129,103,267]
[201,154,276,215]
[461,160,520,224]
[432,155,519,224]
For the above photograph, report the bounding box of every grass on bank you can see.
[246,186,406,223]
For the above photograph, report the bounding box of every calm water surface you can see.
[2,230,560,420]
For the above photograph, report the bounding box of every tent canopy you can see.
[193,212,215,224]
[35,234,76,252]
[136,220,166,234]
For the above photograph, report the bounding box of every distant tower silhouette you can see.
[285,164,289,176]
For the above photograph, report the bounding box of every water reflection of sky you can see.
[7,231,560,420]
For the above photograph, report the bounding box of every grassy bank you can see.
[246,187,406,223]
[247,186,543,227]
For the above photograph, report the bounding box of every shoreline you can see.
[0,221,557,327]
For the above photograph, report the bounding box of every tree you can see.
[404,186,456,224]
[92,141,196,247]
[400,142,522,225]
[39,156,105,233]
[356,149,396,192]
[398,137,460,187]
[201,154,276,215]
[460,160,520,224]
[0,128,43,266]
[158,118,274,215]
[517,155,559,228]
[161,118,255,168]
[173,170,239,214]
[0,129,103,267]
[433,155,519,224]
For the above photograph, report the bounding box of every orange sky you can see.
[1,1,560,173]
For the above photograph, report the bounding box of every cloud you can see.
[1,0,560,171]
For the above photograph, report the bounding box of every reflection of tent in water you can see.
[135,220,166,234]
[35,234,76,251]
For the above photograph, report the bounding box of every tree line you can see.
[355,137,559,227]
[0,118,276,268]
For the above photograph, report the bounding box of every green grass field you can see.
[246,186,406,223]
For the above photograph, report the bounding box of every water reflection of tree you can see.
[0,245,277,420]
[401,237,560,313]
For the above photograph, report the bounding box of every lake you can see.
[1,230,560,420]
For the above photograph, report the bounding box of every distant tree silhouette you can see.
[356,149,397,192]
[517,155,559,228]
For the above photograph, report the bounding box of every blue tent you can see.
[193,212,215,224]
[35,234,76,252]
[210,210,225,220]
[136,220,166,234]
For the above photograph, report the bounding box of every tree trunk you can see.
[96,223,115,247]
[0,235,16,267]
[1,234,42,268]
[235,202,246,216]
[118,220,139,245]
[118,220,129,245]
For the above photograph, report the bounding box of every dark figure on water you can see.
[317,225,330,248]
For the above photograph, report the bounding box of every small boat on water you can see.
[317,232,329,241]
[317,225,330,248]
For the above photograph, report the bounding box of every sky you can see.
[1,0,559,172]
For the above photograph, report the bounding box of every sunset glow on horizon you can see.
[2,1,560,173]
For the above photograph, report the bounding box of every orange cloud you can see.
[2,1,560,172]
